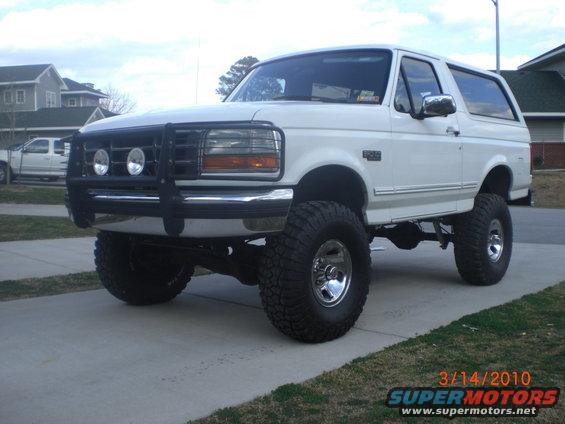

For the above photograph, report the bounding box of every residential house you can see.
[0,64,66,113]
[62,78,108,107]
[0,64,114,146]
[501,43,565,168]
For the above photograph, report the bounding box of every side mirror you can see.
[416,94,456,119]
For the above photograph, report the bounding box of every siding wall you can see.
[36,68,62,109]
[0,84,36,113]
[61,94,100,107]
[526,119,565,142]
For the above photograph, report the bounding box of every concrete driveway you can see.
[1,236,564,424]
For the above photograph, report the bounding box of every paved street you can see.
[1,239,564,424]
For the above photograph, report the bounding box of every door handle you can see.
[446,126,460,136]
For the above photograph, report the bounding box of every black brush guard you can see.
[66,122,287,237]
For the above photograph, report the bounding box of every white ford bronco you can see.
[66,45,531,342]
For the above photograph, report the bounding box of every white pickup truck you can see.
[0,137,69,183]
[66,45,531,342]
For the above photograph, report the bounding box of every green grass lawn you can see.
[532,171,565,209]
[0,267,211,301]
[195,282,564,424]
[0,185,65,204]
[0,272,102,301]
[0,215,96,242]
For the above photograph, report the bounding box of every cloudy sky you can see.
[0,0,563,111]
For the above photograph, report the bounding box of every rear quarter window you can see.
[449,67,516,121]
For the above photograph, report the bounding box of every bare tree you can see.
[99,85,137,114]
[0,84,18,184]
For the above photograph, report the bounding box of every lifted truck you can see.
[66,45,531,342]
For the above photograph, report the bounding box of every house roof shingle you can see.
[0,106,100,129]
[500,70,565,113]
[62,77,107,97]
[0,64,51,84]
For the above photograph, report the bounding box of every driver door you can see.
[389,53,461,220]
[20,139,51,175]
[50,139,68,177]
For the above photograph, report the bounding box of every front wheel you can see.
[453,194,513,285]
[258,201,371,343]
[95,231,194,305]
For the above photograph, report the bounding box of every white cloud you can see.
[448,52,531,71]
[0,0,25,9]
[0,0,561,110]
[0,0,431,109]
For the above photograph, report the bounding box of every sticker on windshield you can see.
[357,91,379,103]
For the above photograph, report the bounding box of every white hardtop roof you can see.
[255,44,501,80]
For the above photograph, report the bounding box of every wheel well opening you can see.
[479,166,512,201]
[293,166,367,220]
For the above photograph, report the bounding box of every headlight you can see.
[201,128,281,174]
[93,149,109,176]
[127,148,145,176]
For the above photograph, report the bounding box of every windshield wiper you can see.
[272,95,352,104]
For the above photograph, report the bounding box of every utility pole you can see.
[195,35,201,104]
[491,0,500,73]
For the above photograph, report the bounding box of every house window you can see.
[16,90,25,104]
[68,98,76,107]
[4,90,12,104]
[46,91,57,108]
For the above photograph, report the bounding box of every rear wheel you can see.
[453,194,513,285]
[95,231,193,305]
[258,201,371,343]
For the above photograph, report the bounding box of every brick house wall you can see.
[531,142,565,169]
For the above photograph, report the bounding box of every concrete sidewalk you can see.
[0,237,95,280]
[1,240,564,424]
[0,203,68,217]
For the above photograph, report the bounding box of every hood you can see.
[81,102,266,133]
[81,101,387,134]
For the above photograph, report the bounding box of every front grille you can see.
[83,132,162,177]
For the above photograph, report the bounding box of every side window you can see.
[449,67,516,120]
[401,57,442,113]
[25,139,49,154]
[54,140,65,154]
[394,74,411,113]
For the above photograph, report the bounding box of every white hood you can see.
[82,103,266,133]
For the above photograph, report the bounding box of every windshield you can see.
[227,49,391,104]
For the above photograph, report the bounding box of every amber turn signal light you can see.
[202,155,278,172]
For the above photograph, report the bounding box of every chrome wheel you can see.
[487,219,504,262]
[311,239,352,307]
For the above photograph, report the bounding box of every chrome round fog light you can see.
[93,149,109,176]
[127,148,145,176]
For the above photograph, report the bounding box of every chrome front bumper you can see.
[69,188,294,237]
